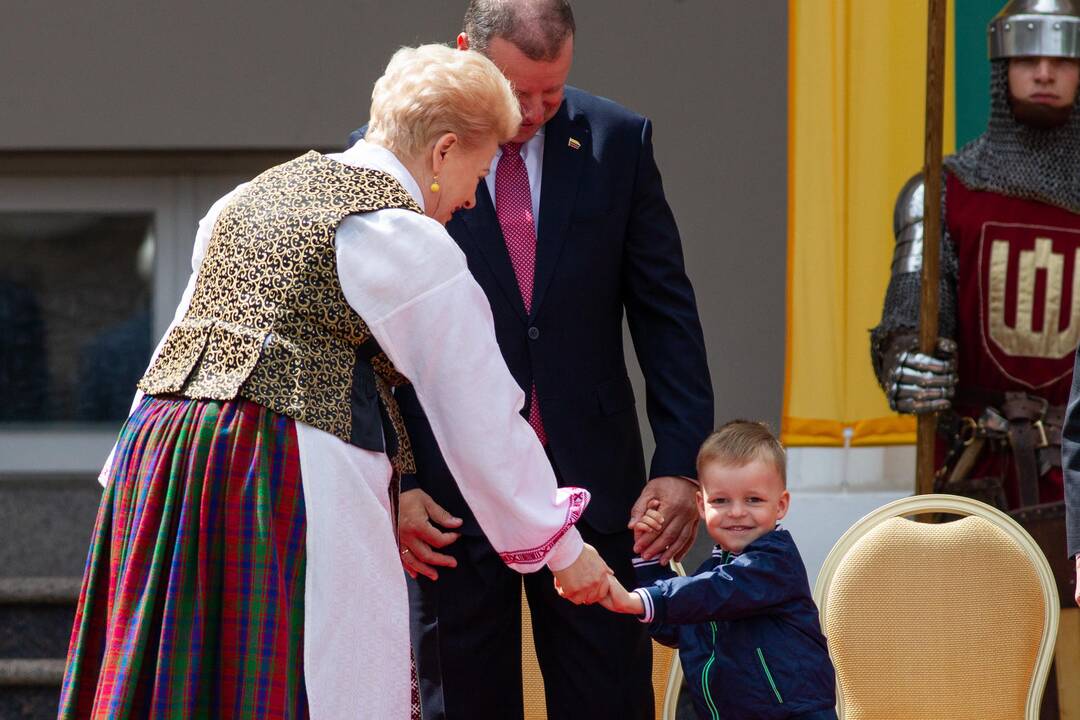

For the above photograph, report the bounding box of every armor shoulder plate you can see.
[892,172,925,276]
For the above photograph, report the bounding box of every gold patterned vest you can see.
[139,151,421,473]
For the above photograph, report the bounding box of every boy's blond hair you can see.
[696,420,786,487]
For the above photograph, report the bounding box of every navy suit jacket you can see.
[349,87,713,534]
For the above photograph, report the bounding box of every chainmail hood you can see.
[944,61,1080,213]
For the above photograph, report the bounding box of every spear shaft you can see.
[917,0,948,496]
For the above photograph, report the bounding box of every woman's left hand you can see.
[398,489,463,581]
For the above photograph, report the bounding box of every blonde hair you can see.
[367,44,521,160]
[697,420,787,487]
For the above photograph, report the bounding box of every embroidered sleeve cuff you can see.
[545,526,585,572]
[633,588,655,623]
[496,488,590,572]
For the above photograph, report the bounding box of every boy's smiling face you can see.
[697,458,789,554]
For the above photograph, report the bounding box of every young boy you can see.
[604,421,836,720]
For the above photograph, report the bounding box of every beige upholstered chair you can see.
[813,494,1059,720]
[521,562,686,719]
[655,638,683,720]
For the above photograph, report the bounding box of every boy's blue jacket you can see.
[634,528,835,720]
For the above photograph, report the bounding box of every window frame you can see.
[0,174,237,474]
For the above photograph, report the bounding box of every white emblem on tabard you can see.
[988,237,1080,358]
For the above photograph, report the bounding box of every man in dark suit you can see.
[350,1,713,717]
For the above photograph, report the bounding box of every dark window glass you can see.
[0,213,154,424]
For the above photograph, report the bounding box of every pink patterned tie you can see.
[495,142,547,445]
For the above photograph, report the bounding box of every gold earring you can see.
[430,176,440,193]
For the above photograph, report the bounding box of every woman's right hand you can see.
[398,489,463,581]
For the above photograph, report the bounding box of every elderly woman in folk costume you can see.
[58,44,610,719]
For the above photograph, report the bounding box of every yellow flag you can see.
[784,0,956,447]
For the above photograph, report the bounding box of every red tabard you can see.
[946,173,1080,505]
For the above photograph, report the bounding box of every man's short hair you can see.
[697,420,787,487]
[463,0,575,61]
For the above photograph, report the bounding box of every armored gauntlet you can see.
[882,334,957,414]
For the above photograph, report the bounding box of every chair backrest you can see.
[521,561,687,719]
[813,494,1059,720]
[656,641,683,720]
[655,560,686,720]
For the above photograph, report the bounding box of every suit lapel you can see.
[456,180,529,322]
[532,101,587,319]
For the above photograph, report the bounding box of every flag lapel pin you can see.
[567,137,581,150]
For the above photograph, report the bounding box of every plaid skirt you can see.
[59,396,309,719]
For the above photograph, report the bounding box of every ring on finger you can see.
[401,548,411,556]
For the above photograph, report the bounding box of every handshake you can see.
[554,500,665,614]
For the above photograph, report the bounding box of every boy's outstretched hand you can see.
[599,574,645,616]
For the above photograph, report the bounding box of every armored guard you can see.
[873,13,1080,708]
[873,0,1080,515]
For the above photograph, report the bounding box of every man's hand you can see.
[552,543,612,605]
[398,488,463,581]
[628,476,699,564]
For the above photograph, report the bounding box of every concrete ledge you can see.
[0,659,65,686]
[787,445,916,493]
[0,578,81,604]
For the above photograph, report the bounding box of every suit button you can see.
[528,326,540,340]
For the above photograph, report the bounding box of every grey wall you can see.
[2,0,788,440]
[567,2,789,440]
[2,1,460,150]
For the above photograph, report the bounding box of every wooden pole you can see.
[917,0,948,496]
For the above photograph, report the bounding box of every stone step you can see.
[0,578,81,605]
[0,578,80,661]
[0,477,97,719]
[0,687,60,720]
[0,659,65,686]
[0,660,65,720]
[0,475,101,578]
